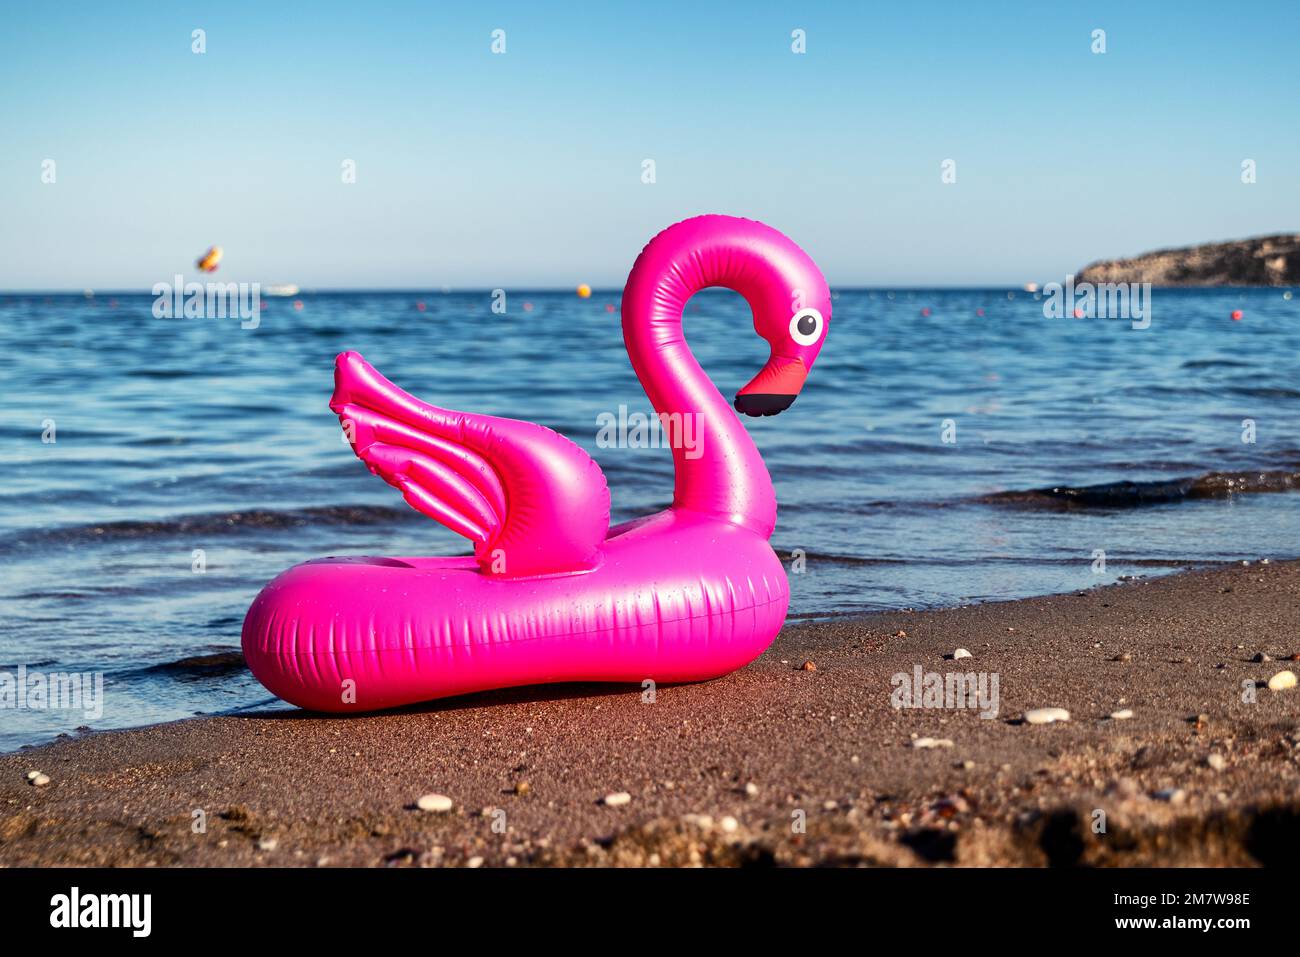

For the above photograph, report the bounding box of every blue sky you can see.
[1,1,1297,288]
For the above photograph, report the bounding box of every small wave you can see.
[133,650,246,679]
[11,590,98,601]
[122,435,193,447]
[124,368,196,380]
[771,549,908,566]
[1226,386,1300,400]
[1180,358,1252,370]
[778,551,1208,568]
[1,504,412,552]
[980,469,1300,510]
[13,582,163,600]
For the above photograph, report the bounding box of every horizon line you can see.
[4,284,1291,296]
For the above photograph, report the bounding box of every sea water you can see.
[2,287,1298,748]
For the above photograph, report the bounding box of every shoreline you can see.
[3,561,1300,867]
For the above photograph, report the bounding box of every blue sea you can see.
[3,287,1299,750]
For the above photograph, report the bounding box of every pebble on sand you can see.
[1109,709,1134,721]
[27,771,50,787]
[1023,707,1070,725]
[912,737,954,749]
[1206,754,1227,771]
[799,660,816,672]
[1252,652,1272,663]
[602,791,632,807]
[1267,670,1297,691]
[416,793,454,813]
[952,648,972,660]
[1153,787,1186,804]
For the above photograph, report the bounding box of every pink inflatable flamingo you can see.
[242,215,830,711]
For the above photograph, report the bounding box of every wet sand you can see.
[3,560,1300,867]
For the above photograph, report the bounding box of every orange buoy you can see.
[1231,309,1244,321]
[196,245,223,273]
[920,307,931,317]
[577,284,592,299]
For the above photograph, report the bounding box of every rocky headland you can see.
[1078,235,1300,286]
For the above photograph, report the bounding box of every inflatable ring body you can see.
[243,215,830,711]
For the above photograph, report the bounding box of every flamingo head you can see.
[733,282,831,417]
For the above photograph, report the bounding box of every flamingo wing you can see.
[329,351,610,577]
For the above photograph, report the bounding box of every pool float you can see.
[242,215,830,711]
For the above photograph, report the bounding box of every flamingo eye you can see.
[789,308,824,346]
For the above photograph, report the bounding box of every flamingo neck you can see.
[620,218,781,538]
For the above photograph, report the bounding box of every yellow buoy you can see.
[576,284,592,299]
[196,245,223,273]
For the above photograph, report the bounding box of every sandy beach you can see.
[3,559,1299,868]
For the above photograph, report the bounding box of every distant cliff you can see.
[1076,235,1300,286]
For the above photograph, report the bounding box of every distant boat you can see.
[263,284,300,297]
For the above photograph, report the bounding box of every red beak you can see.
[734,355,808,417]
